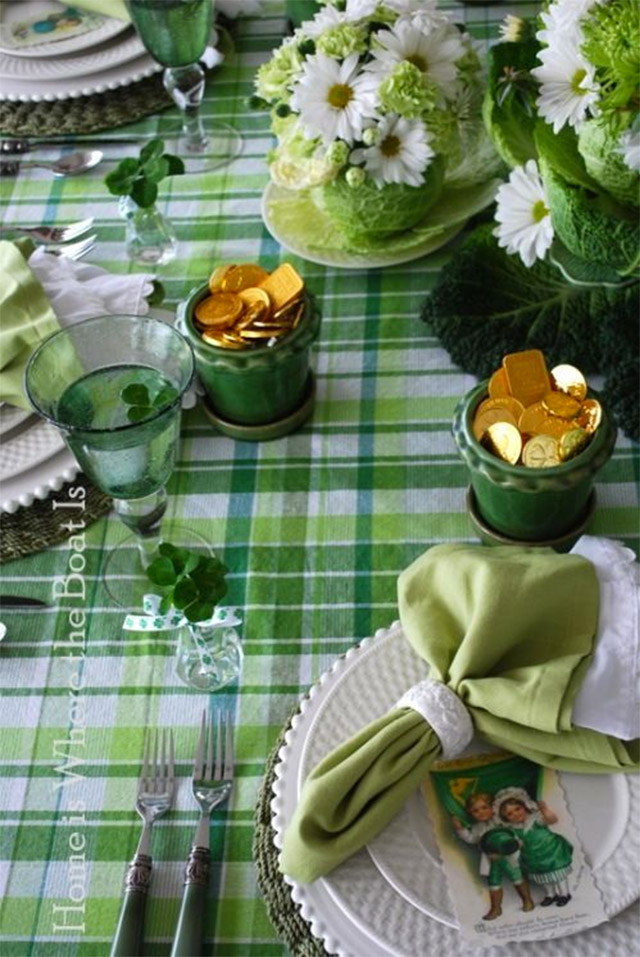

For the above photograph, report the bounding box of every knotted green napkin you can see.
[280,544,639,883]
[0,241,60,409]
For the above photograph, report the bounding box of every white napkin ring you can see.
[396,679,474,760]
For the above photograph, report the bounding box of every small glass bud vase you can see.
[119,196,178,266]
[175,620,243,692]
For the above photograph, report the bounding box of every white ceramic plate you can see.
[272,623,640,957]
[0,0,128,58]
[0,415,65,482]
[0,48,161,101]
[0,29,144,80]
[0,443,78,514]
[261,182,465,269]
[0,403,33,438]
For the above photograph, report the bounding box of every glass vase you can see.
[175,621,243,692]
[119,196,178,266]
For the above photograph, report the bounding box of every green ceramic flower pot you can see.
[177,283,321,429]
[285,0,318,27]
[452,381,617,542]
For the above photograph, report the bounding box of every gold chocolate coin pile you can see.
[193,262,305,350]
[473,350,602,468]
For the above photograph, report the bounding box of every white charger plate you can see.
[0,0,128,58]
[0,49,161,101]
[0,29,144,81]
[272,622,640,957]
[0,415,65,482]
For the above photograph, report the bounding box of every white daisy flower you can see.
[350,113,434,187]
[368,20,466,101]
[299,5,347,37]
[617,127,640,172]
[536,0,599,46]
[291,52,379,145]
[531,38,599,133]
[493,160,554,267]
[344,0,381,18]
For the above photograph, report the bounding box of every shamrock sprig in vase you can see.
[105,138,184,266]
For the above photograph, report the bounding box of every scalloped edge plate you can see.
[0,1,129,59]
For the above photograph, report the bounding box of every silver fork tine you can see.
[207,713,215,780]
[45,234,97,260]
[159,730,166,795]
[224,713,234,780]
[194,710,206,780]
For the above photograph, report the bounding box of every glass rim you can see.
[24,314,195,436]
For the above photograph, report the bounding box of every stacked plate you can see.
[272,623,640,956]
[0,402,77,514]
[0,0,159,102]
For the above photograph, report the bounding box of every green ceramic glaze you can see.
[285,0,319,27]
[452,381,617,542]
[178,284,321,427]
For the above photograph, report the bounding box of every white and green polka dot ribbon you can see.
[123,594,241,633]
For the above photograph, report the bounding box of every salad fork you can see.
[0,217,94,244]
[111,729,175,957]
[170,711,234,957]
[43,234,97,261]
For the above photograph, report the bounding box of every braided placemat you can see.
[0,475,111,564]
[253,705,332,957]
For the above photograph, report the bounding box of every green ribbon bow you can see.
[280,544,639,884]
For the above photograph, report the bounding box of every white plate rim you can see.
[0,415,65,483]
[0,443,78,514]
[0,1,128,58]
[271,623,640,957]
[261,181,465,269]
[0,29,144,81]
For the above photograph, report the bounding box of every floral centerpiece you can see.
[421,0,639,440]
[253,0,503,255]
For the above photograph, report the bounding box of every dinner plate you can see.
[0,29,144,80]
[0,0,128,58]
[0,415,65,482]
[261,182,465,269]
[272,622,640,957]
[0,403,32,438]
[0,443,78,514]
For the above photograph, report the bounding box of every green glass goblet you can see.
[25,314,200,610]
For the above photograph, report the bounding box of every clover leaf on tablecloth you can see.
[104,137,185,208]
[146,543,228,623]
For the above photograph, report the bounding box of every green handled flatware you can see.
[111,729,175,957]
[170,711,234,957]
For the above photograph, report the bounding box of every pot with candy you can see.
[452,349,616,547]
[177,261,321,439]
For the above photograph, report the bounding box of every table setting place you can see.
[0,1,638,956]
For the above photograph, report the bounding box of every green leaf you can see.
[147,556,178,587]
[167,546,189,574]
[140,138,165,164]
[121,383,150,406]
[173,577,199,609]
[159,593,174,615]
[144,156,169,185]
[126,405,153,423]
[184,600,214,623]
[483,40,540,168]
[131,178,158,208]
[534,121,601,192]
[421,223,639,441]
[153,385,179,408]
[165,155,185,176]
[184,553,200,575]
[145,280,165,307]
[159,542,180,559]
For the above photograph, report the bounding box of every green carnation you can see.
[256,40,304,103]
[581,0,640,114]
[316,23,368,59]
[326,140,350,167]
[378,61,437,119]
[345,166,366,188]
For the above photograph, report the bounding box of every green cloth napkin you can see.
[0,241,60,410]
[280,544,639,883]
[69,0,130,21]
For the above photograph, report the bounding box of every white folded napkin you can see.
[28,248,155,327]
[570,535,640,740]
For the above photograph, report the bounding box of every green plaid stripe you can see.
[0,4,638,955]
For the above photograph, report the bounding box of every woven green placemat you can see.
[0,474,111,564]
[253,705,332,957]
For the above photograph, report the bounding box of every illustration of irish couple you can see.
[451,786,574,921]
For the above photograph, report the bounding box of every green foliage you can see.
[482,40,540,167]
[421,224,639,439]
[147,543,228,623]
[581,0,640,114]
[577,118,640,208]
[120,382,179,423]
[533,120,600,192]
[104,138,185,208]
[321,156,445,241]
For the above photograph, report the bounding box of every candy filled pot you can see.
[453,381,617,546]
[177,279,321,437]
[175,618,243,692]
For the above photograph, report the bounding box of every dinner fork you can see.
[170,711,234,957]
[43,234,97,261]
[0,217,94,244]
[111,729,175,957]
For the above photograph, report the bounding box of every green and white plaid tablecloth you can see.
[0,4,638,955]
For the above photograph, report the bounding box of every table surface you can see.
[0,4,638,956]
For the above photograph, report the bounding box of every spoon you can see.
[0,149,103,177]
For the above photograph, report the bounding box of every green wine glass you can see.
[25,315,203,610]
[126,0,242,172]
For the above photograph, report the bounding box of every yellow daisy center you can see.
[571,68,587,95]
[380,134,401,158]
[406,53,427,72]
[327,83,354,109]
[532,199,549,223]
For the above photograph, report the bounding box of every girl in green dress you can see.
[495,787,574,907]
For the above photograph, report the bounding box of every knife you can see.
[1,136,144,154]
[0,596,49,608]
